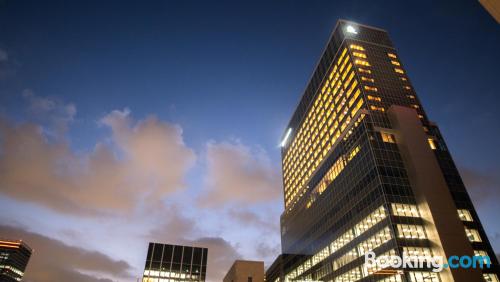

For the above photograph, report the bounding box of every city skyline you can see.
[1,1,500,281]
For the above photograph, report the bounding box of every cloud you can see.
[0,48,17,79]
[227,208,279,234]
[0,96,196,215]
[459,166,500,204]
[188,237,241,282]
[0,48,8,62]
[22,89,76,134]
[200,140,281,206]
[1,224,132,282]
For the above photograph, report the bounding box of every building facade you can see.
[0,239,32,282]
[269,20,500,282]
[479,0,500,23]
[142,242,207,282]
[223,260,264,282]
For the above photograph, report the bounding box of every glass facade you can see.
[0,239,32,282]
[143,242,207,282]
[269,20,500,282]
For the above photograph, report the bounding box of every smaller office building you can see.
[142,242,207,282]
[223,260,264,282]
[0,239,32,282]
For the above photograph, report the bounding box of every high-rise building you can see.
[269,20,500,282]
[223,260,264,282]
[0,239,32,282]
[142,242,207,282]
[479,0,500,23]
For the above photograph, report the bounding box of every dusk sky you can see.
[1,0,500,281]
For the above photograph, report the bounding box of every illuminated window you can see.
[387,53,397,59]
[394,68,404,74]
[370,105,385,112]
[474,250,492,266]
[355,59,371,66]
[336,267,362,282]
[403,86,411,90]
[357,227,392,255]
[400,77,408,81]
[350,44,365,51]
[484,273,500,282]
[407,94,415,99]
[403,247,432,257]
[427,138,437,150]
[474,250,488,257]
[408,272,440,282]
[358,68,371,74]
[354,206,387,236]
[352,51,367,58]
[361,76,375,83]
[367,95,381,102]
[411,104,419,109]
[381,132,395,143]
[333,248,358,271]
[397,224,427,239]
[364,85,378,91]
[391,203,419,217]
[391,60,400,66]
[458,209,473,222]
[465,228,482,242]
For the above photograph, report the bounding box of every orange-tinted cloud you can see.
[200,140,281,206]
[0,97,195,215]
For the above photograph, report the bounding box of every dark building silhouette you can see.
[142,242,207,282]
[267,20,499,282]
[0,239,32,282]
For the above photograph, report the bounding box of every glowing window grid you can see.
[282,44,370,211]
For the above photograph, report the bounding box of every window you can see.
[364,85,378,91]
[352,51,367,58]
[387,53,397,58]
[397,224,427,239]
[381,132,395,143]
[357,227,392,255]
[391,203,419,217]
[355,59,371,66]
[367,95,381,102]
[427,138,437,150]
[403,86,411,90]
[361,76,375,83]
[358,68,371,74]
[400,77,408,81]
[408,272,440,282]
[458,209,473,222]
[484,273,499,282]
[403,247,432,257]
[370,105,385,112]
[391,60,400,66]
[394,68,405,74]
[350,44,365,51]
[465,228,482,242]
[248,277,253,282]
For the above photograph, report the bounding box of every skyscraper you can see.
[0,239,32,282]
[142,242,207,282]
[269,20,499,282]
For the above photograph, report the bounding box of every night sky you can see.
[1,0,499,281]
